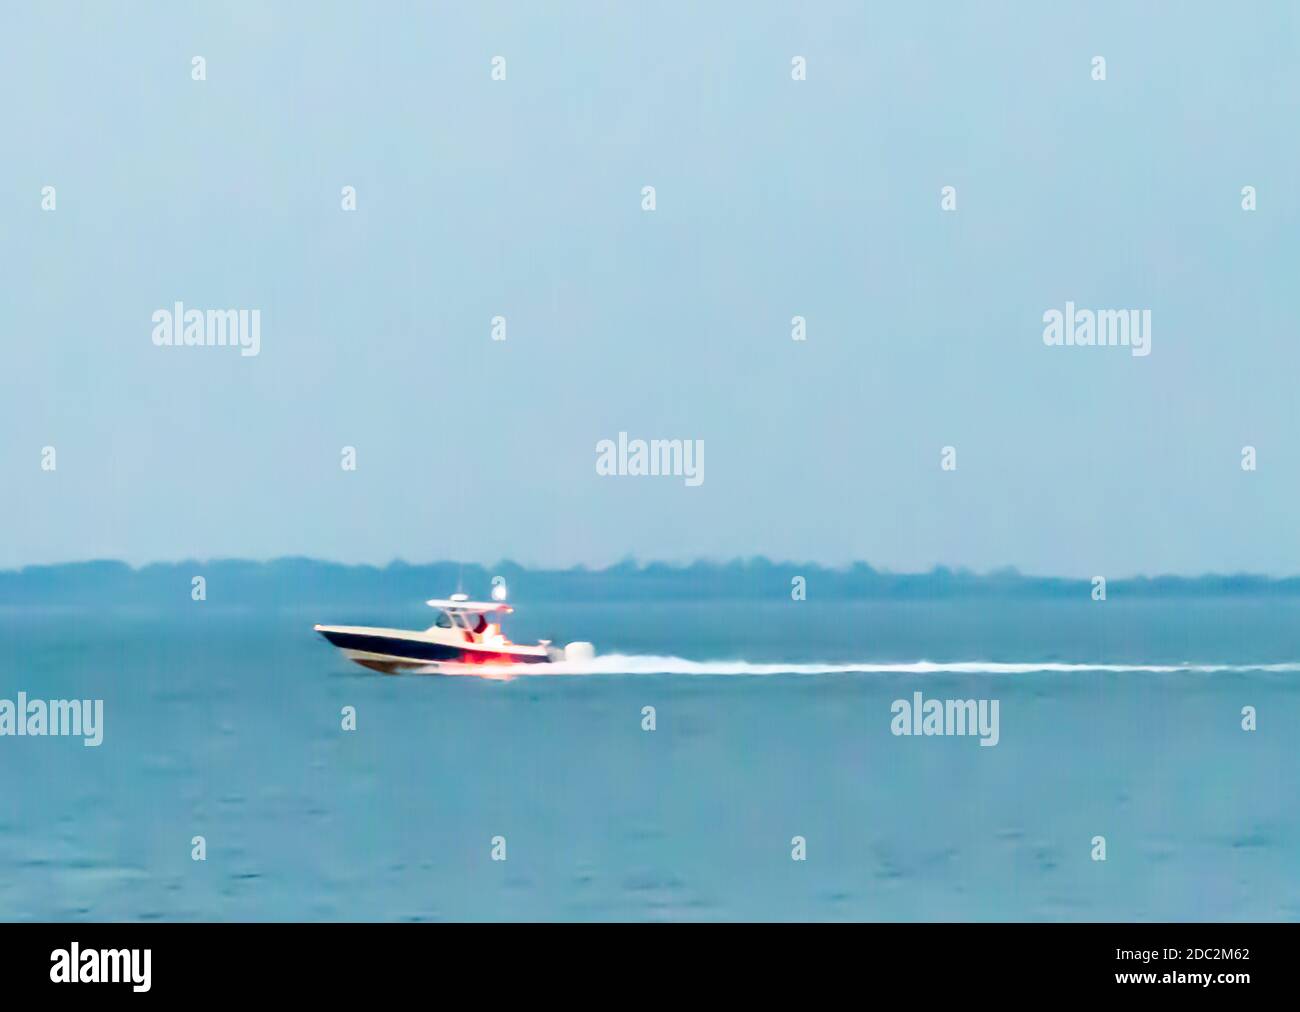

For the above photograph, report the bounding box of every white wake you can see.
[416,654,1300,677]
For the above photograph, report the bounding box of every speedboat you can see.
[314,593,593,674]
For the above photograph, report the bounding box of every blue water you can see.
[2,597,1298,920]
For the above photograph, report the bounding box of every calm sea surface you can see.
[2,598,1298,920]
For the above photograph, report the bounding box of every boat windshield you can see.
[443,611,489,633]
[431,609,495,637]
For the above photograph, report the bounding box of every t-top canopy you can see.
[425,598,513,613]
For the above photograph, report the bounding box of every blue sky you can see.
[3,1,1298,575]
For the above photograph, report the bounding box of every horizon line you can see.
[3,555,1300,585]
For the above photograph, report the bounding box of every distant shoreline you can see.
[3,558,1300,605]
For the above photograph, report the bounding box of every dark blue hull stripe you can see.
[320,630,548,664]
